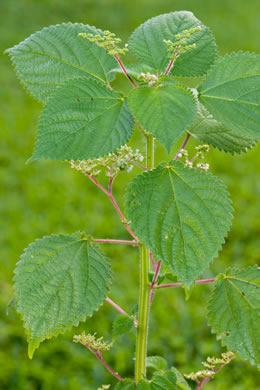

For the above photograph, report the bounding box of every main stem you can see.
[135,134,154,382]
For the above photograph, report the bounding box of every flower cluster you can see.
[184,351,235,382]
[97,385,110,390]
[73,332,113,352]
[177,143,210,171]
[78,30,128,56]
[163,26,201,60]
[70,145,144,178]
[138,72,159,87]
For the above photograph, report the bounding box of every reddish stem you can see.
[132,161,149,171]
[105,297,128,315]
[149,250,157,271]
[87,174,138,241]
[95,239,139,246]
[114,54,137,88]
[153,278,217,289]
[174,133,191,160]
[83,343,123,381]
[149,260,162,306]
[195,357,235,389]
[165,58,175,75]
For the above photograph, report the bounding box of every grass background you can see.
[0,0,260,389]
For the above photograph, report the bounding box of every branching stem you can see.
[114,54,137,88]
[87,174,138,241]
[152,278,217,289]
[194,356,235,389]
[174,133,191,160]
[105,297,128,316]
[83,342,123,381]
[94,239,139,246]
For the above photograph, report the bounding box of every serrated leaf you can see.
[208,265,260,367]
[112,314,134,340]
[128,11,216,77]
[13,233,112,358]
[115,379,136,390]
[126,161,232,285]
[30,77,133,161]
[189,102,256,154]
[151,370,177,390]
[147,356,168,371]
[170,367,191,390]
[199,52,260,140]
[5,23,116,102]
[128,86,196,152]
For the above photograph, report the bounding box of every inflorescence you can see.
[184,351,235,382]
[79,30,128,56]
[70,145,144,178]
[177,143,210,171]
[73,332,113,352]
[164,26,201,60]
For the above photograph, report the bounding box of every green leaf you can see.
[115,379,136,390]
[170,367,191,390]
[109,63,156,80]
[30,77,133,161]
[5,23,116,102]
[189,102,256,154]
[147,356,168,371]
[112,314,134,340]
[126,161,232,285]
[13,233,112,358]
[128,86,196,152]
[137,380,151,390]
[208,265,260,367]
[151,371,177,390]
[128,11,216,77]
[199,52,260,140]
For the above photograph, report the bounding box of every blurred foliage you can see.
[0,0,260,389]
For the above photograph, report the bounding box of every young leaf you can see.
[126,161,232,285]
[112,314,134,340]
[13,233,112,358]
[128,86,196,153]
[170,367,191,390]
[5,23,116,102]
[189,103,256,154]
[30,77,133,161]
[128,11,216,77]
[151,370,177,389]
[146,356,168,371]
[115,379,136,389]
[199,52,260,140]
[208,266,260,367]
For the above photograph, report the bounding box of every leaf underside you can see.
[126,161,233,285]
[128,85,196,153]
[128,11,217,77]
[112,314,134,339]
[5,23,116,102]
[208,266,260,367]
[31,77,133,161]
[13,233,112,358]
[199,52,260,140]
[189,102,256,154]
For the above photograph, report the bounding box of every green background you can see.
[0,0,260,389]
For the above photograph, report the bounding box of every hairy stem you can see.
[114,54,137,88]
[105,297,128,315]
[135,134,154,382]
[174,133,191,160]
[152,278,217,289]
[83,342,123,381]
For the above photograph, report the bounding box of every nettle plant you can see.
[6,10,260,390]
